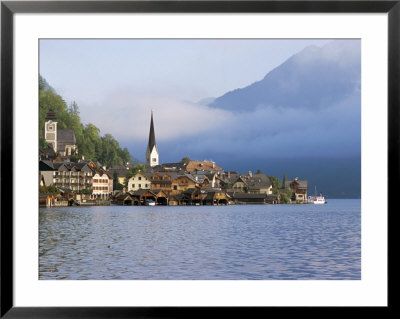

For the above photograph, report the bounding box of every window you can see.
[152,158,156,162]
[139,184,141,188]
[138,177,142,180]
[132,184,135,188]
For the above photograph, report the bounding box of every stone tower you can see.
[146,111,159,167]
[44,109,58,152]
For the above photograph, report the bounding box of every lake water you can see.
[39,199,361,280]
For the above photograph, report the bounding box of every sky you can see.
[39,39,361,196]
[40,39,332,149]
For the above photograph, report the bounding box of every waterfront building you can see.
[44,109,78,156]
[39,160,94,192]
[241,172,273,194]
[170,174,198,194]
[127,172,152,192]
[284,177,309,203]
[219,171,272,194]
[92,170,113,199]
[146,111,159,167]
[150,172,177,195]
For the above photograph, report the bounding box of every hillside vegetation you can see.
[39,76,137,167]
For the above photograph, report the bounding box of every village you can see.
[39,110,309,207]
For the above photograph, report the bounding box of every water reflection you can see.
[39,199,361,280]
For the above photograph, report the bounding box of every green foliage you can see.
[113,171,124,190]
[279,191,291,204]
[256,169,262,174]
[39,75,133,167]
[268,175,282,194]
[78,188,93,195]
[39,185,59,194]
[181,157,191,164]
[124,164,146,187]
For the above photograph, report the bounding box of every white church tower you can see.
[146,111,159,167]
[44,109,58,152]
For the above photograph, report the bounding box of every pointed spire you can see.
[147,110,156,150]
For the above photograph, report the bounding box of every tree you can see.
[268,175,282,194]
[113,171,124,191]
[282,173,287,189]
[256,169,262,174]
[279,189,292,204]
[39,185,59,195]
[181,157,191,165]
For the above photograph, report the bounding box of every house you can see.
[127,172,151,192]
[150,172,177,195]
[42,160,94,192]
[231,176,248,192]
[284,178,308,203]
[92,170,113,199]
[217,171,241,190]
[242,172,272,194]
[223,171,272,194]
[170,174,198,194]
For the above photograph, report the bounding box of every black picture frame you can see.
[1,0,396,317]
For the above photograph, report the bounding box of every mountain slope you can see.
[209,40,360,112]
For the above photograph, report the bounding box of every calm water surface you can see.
[39,199,361,280]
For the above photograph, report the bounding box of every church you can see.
[145,111,159,167]
[44,109,78,157]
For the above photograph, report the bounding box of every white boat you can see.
[308,186,327,204]
[308,195,327,204]
[146,199,156,206]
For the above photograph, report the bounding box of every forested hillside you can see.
[39,76,138,167]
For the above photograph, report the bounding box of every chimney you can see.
[248,171,253,177]
[227,172,231,178]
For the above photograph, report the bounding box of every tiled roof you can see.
[57,129,76,144]
[285,179,308,189]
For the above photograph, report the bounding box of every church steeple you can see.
[147,111,156,151]
[146,111,159,167]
